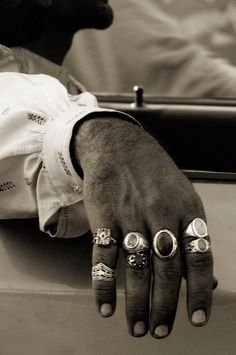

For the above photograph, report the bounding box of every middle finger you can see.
[150,227,182,338]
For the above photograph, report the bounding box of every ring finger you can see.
[123,230,151,337]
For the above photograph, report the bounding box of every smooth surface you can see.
[0,182,236,354]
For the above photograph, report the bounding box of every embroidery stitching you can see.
[27,113,47,125]
[25,177,33,186]
[0,181,15,192]
[58,152,72,176]
[42,161,46,170]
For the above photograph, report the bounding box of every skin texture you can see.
[71,116,214,338]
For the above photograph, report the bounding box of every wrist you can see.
[70,116,143,176]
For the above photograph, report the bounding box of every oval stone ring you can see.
[123,232,149,253]
[183,218,208,239]
[153,229,178,260]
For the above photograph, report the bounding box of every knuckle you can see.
[157,257,181,274]
[151,304,176,319]
[145,194,161,213]
[126,303,149,322]
[188,290,212,310]
[93,286,116,307]
[154,265,182,285]
[154,257,182,283]
[93,246,118,269]
[126,283,149,300]
[190,290,212,300]
[146,193,171,214]
[157,268,182,284]
[93,255,116,269]
[187,273,213,291]
[187,252,213,271]
[183,191,204,215]
[153,282,180,303]
[152,304,176,313]
[127,267,150,281]
[126,302,148,315]
[93,281,115,293]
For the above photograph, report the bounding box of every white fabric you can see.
[0,44,86,94]
[0,72,133,238]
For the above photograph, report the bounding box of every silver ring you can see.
[123,232,149,253]
[184,238,211,254]
[127,251,149,269]
[93,228,117,247]
[183,218,208,238]
[92,263,115,281]
[153,229,178,260]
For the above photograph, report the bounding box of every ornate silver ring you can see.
[127,251,149,269]
[184,238,211,254]
[153,229,178,260]
[93,228,117,247]
[92,263,116,282]
[183,218,208,238]
[123,232,149,253]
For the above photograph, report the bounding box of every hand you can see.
[72,116,215,338]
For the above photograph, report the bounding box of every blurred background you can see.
[161,0,236,65]
[65,0,236,95]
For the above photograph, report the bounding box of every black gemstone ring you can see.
[153,229,178,260]
[127,251,149,269]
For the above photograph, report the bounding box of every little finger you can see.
[92,227,119,317]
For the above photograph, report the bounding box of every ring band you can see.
[153,229,178,260]
[184,238,211,254]
[183,218,208,238]
[92,263,115,281]
[123,232,149,253]
[127,251,149,269]
[93,228,117,247]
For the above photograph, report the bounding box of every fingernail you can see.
[133,321,147,336]
[191,309,206,325]
[100,303,113,317]
[154,325,169,338]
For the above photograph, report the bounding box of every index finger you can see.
[183,218,213,326]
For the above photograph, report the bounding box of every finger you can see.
[182,217,213,327]
[123,231,151,337]
[212,276,218,290]
[92,226,119,317]
[182,264,218,290]
[150,227,182,339]
[185,250,213,326]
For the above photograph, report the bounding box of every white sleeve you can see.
[0,72,137,238]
